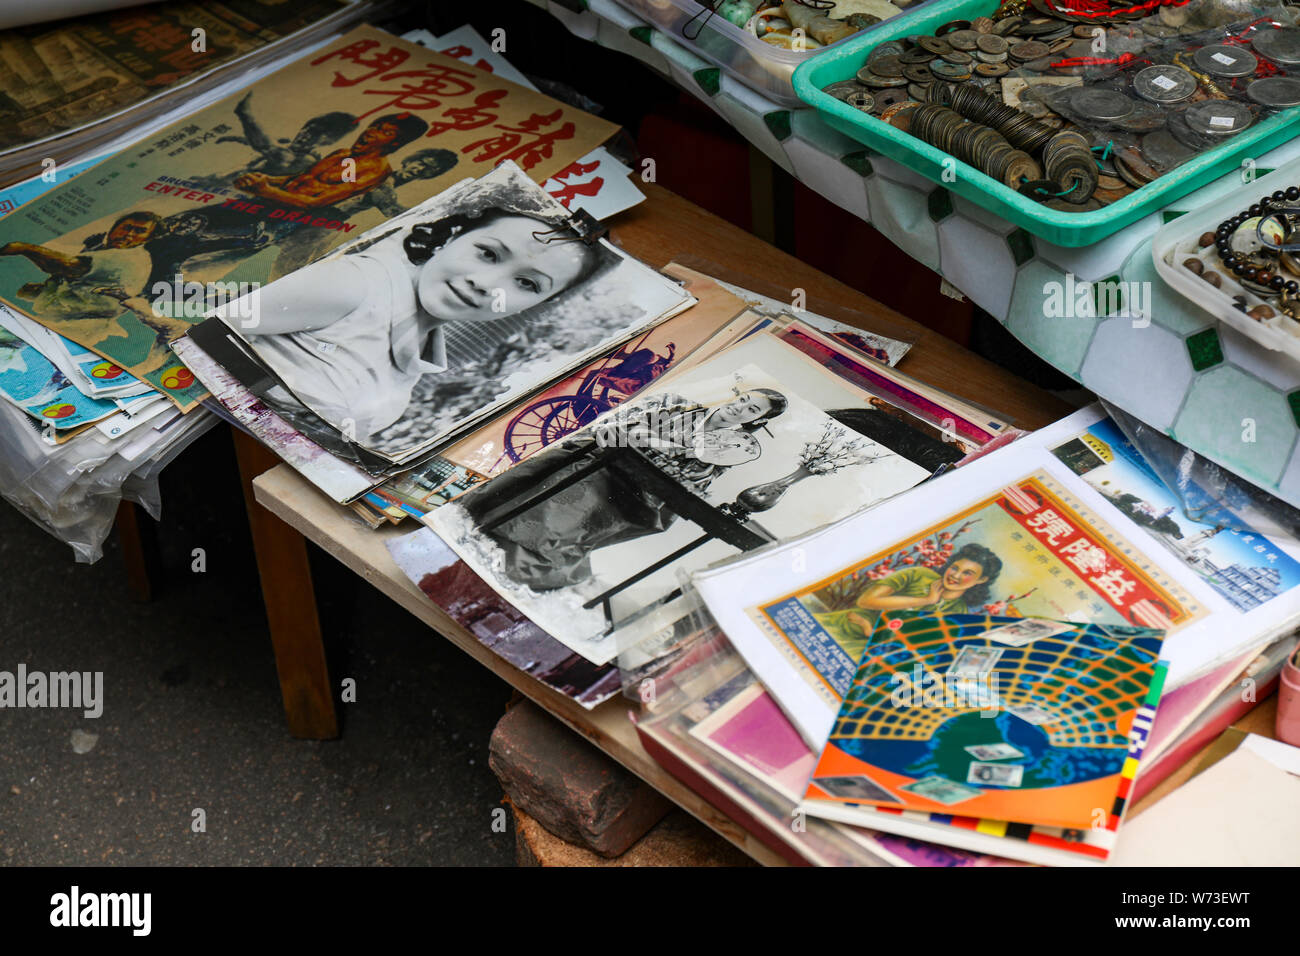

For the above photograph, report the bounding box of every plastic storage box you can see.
[611,0,935,108]
[792,0,1300,247]
[1152,160,1300,360]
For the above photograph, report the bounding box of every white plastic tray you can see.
[611,0,927,107]
[1152,160,1300,360]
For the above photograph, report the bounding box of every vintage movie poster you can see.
[0,25,618,407]
[804,613,1167,832]
[431,340,935,666]
[207,162,692,462]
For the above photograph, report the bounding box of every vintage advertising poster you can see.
[0,25,618,407]
[431,340,934,666]
[699,405,1300,755]
[208,162,691,462]
[803,613,1167,832]
[1050,416,1300,613]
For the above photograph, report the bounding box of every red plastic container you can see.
[1277,646,1300,748]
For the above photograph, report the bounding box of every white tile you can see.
[951,194,1016,236]
[863,177,939,271]
[937,215,1016,317]
[784,135,870,222]
[714,92,794,174]
[1220,325,1300,392]
[1079,316,1192,431]
[872,154,938,191]
[1035,211,1161,282]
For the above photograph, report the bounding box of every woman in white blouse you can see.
[243,206,613,447]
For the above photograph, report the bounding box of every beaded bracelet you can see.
[1212,187,1300,296]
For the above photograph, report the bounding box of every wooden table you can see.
[230,181,1090,864]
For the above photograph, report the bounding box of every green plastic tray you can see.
[792,0,1300,247]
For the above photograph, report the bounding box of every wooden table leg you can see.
[115,500,160,603]
[231,426,339,740]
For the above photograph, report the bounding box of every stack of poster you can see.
[0,20,624,559]
[383,267,940,708]
[693,404,1300,863]
[178,159,694,503]
[0,24,620,408]
[404,301,1021,706]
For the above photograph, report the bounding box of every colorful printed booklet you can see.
[696,404,1300,748]
[800,612,1165,864]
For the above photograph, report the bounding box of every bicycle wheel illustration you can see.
[503,395,607,462]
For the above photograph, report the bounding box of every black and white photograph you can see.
[213,161,692,462]
[430,336,935,665]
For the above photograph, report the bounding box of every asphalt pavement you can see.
[0,426,516,866]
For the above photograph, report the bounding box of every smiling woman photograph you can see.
[222,164,662,458]
[813,543,1004,663]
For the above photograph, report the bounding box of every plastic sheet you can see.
[0,401,216,562]
[1104,398,1300,540]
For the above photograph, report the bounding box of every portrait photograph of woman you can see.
[217,161,692,462]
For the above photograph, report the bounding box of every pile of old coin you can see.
[945,83,1055,152]
[820,4,1300,213]
[909,102,1042,185]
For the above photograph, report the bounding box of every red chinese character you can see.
[548,176,603,208]
[552,158,602,180]
[1090,568,1137,604]
[1025,508,1073,547]
[311,40,410,87]
[464,111,576,171]
[353,63,478,121]
[425,90,506,137]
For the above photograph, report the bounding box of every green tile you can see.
[927,187,953,223]
[1008,228,1034,267]
[1288,391,1300,429]
[1005,260,1097,379]
[629,25,653,44]
[693,67,721,97]
[1186,327,1224,371]
[1161,210,1186,224]
[763,110,792,141]
[841,150,874,177]
[1092,275,1124,317]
